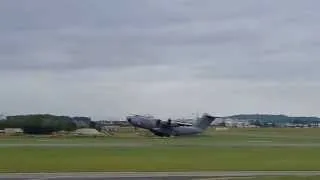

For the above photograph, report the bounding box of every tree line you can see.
[0,114,98,134]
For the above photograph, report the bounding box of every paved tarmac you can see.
[1,171,320,180]
[2,142,320,147]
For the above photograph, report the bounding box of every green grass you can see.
[1,146,320,172]
[1,128,320,172]
[3,127,320,142]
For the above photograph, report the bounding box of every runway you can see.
[2,142,320,147]
[1,171,320,180]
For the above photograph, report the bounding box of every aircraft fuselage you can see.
[126,114,216,137]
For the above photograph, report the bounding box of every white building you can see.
[72,128,104,136]
[4,128,24,134]
[0,114,5,121]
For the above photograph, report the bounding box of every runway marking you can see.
[195,178,254,180]
[247,141,273,143]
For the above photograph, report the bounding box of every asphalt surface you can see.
[1,171,320,180]
[2,142,320,147]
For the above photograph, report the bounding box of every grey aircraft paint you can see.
[126,113,217,137]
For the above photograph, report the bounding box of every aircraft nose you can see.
[127,117,136,125]
[126,116,140,126]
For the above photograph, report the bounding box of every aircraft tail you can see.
[194,113,217,130]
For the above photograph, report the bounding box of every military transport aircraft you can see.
[126,113,217,137]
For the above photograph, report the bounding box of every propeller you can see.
[155,118,174,128]
[156,119,161,127]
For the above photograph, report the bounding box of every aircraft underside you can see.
[153,132,170,137]
[149,129,173,137]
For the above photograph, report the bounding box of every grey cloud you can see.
[0,0,320,80]
[2,0,320,118]
[195,60,320,82]
[0,0,274,71]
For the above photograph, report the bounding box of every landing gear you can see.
[154,132,165,137]
[153,132,172,137]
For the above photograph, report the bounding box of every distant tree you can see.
[2,114,80,134]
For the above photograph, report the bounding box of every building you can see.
[3,128,24,135]
[0,114,5,121]
[72,128,104,136]
[97,120,130,127]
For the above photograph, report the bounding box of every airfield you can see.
[2,127,320,179]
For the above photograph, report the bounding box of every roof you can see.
[73,128,103,135]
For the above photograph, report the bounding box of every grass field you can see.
[1,146,320,172]
[3,127,320,146]
[1,128,320,173]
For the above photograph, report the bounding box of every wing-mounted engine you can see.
[151,118,174,137]
[156,119,161,127]
[155,118,174,128]
[167,118,172,126]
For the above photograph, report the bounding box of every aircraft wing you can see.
[156,119,193,128]
[173,121,193,126]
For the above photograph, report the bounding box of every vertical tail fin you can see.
[194,113,217,130]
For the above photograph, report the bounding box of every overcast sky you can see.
[1,0,320,120]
